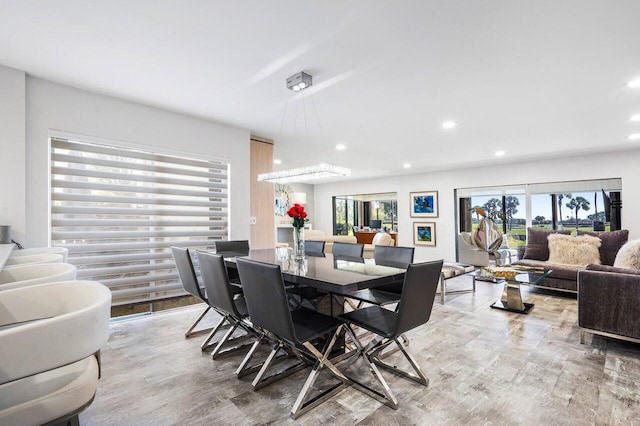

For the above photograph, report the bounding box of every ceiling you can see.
[2,1,640,181]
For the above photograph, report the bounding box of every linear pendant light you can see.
[257,71,351,183]
[258,162,350,183]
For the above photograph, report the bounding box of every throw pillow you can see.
[577,229,629,266]
[522,228,571,261]
[613,239,640,269]
[547,234,602,266]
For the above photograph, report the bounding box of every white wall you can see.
[0,65,26,243]
[24,77,250,247]
[273,183,315,226]
[290,183,315,222]
[314,149,640,262]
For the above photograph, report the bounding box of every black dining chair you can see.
[235,257,349,419]
[171,247,220,350]
[214,240,249,283]
[332,241,364,258]
[339,260,443,409]
[304,240,325,256]
[196,251,256,361]
[345,246,415,307]
[215,240,250,256]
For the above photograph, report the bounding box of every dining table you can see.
[223,248,406,295]
[222,247,411,412]
[223,247,406,322]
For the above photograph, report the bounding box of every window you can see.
[369,200,397,231]
[332,196,356,235]
[465,187,526,248]
[457,178,622,242]
[50,135,229,310]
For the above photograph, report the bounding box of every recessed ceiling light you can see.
[403,163,412,168]
[335,144,346,151]
[273,159,282,164]
[630,114,640,122]
[442,120,457,129]
[629,134,640,141]
[627,78,640,88]
[495,150,506,157]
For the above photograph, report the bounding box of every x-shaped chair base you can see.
[209,317,257,359]
[184,306,230,351]
[338,296,410,354]
[341,325,428,410]
[240,325,349,419]
[235,333,301,380]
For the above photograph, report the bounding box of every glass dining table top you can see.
[223,248,406,295]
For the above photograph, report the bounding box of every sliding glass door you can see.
[464,187,526,249]
[458,178,622,245]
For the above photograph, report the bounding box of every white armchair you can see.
[457,232,513,267]
[363,232,395,258]
[0,280,111,425]
[4,253,63,267]
[10,247,69,262]
[0,263,77,291]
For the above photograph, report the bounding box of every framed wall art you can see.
[413,222,436,247]
[410,191,438,218]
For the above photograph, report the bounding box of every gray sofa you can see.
[578,264,640,344]
[512,228,629,293]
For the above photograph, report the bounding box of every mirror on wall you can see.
[332,192,398,237]
[274,184,292,216]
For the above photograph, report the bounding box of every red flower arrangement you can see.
[287,203,308,229]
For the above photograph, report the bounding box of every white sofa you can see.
[305,230,357,254]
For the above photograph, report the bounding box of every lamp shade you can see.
[290,192,307,205]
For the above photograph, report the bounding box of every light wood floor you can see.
[81,276,640,425]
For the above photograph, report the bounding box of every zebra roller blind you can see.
[50,136,228,306]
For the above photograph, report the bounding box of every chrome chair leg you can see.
[251,341,309,391]
[236,336,265,378]
[184,306,213,338]
[339,326,398,409]
[371,337,429,386]
[376,332,409,359]
[291,326,349,419]
[200,316,228,351]
[210,321,255,360]
[236,334,292,378]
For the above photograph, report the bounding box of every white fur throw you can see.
[614,239,640,269]
[547,234,601,266]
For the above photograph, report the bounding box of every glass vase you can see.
[293,227,305,261]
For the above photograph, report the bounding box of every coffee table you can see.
[468,267,553,314]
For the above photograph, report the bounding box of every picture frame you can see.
[413,222,436,247]
[410,191,439,218]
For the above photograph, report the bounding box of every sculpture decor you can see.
[473,208,503,251]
